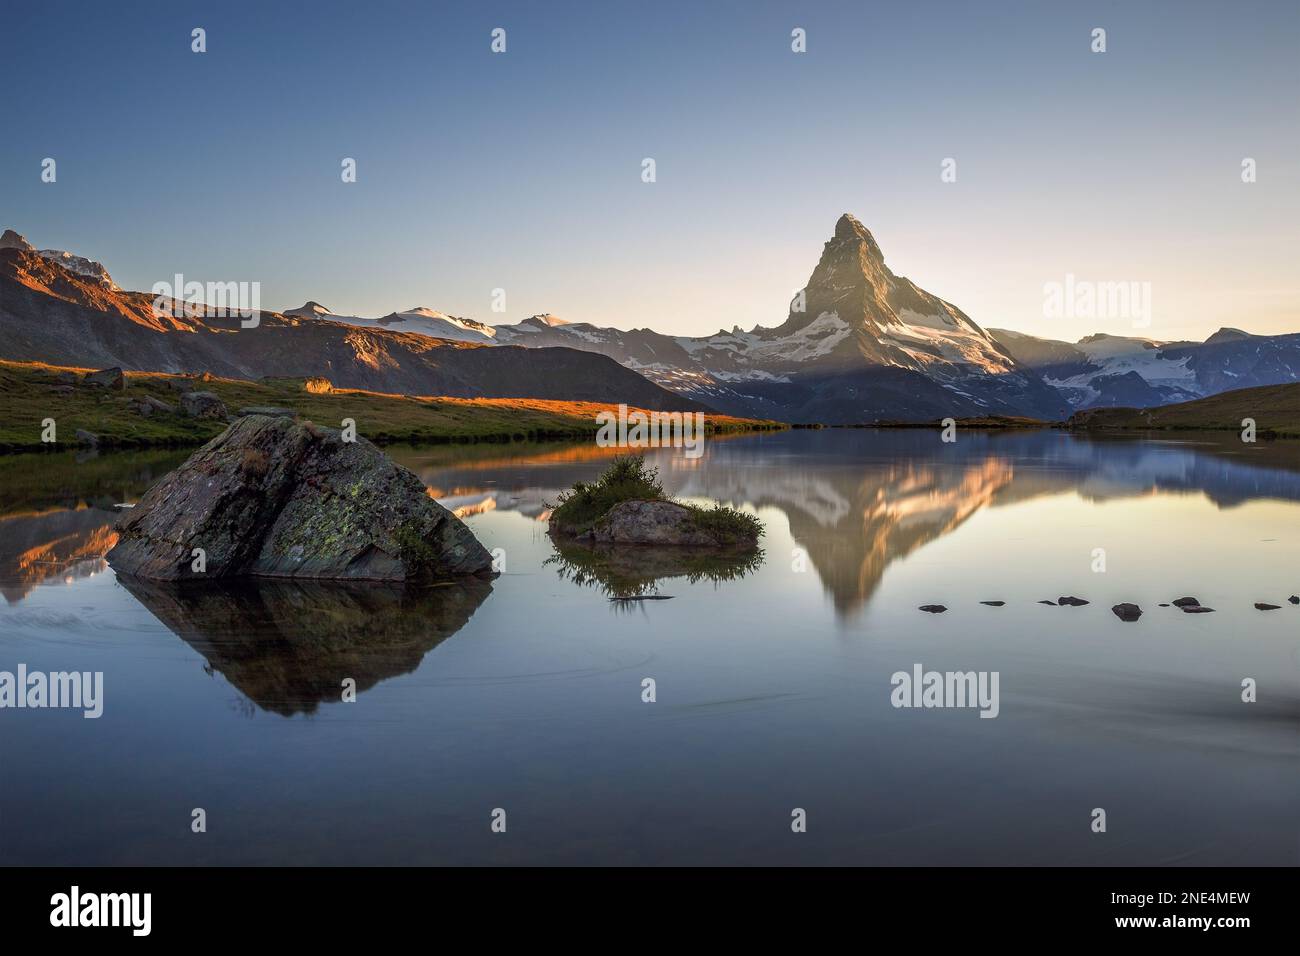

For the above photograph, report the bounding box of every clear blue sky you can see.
[2,0,1297,341]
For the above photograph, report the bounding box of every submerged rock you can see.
[1254,602,1281,611]
[107,414,493,582]
[1182,605,1215,613]
[1057,596,1089,606]
[1111,603,1143,622]
[1037,599,1056,605]
[980,600,1005,607]
[919,605,947,613]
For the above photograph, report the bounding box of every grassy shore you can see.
[1066,383,1300,438]
[0,360,785,453]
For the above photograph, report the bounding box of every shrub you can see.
[685,503,764,543]
[548,455,666,534]
[548,455,763,545]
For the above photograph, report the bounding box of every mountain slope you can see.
[992,328,1300,409]
[284,301,498,345]
[0,248,710,412]
[0,229,119,289]
[1067,381,1300,436]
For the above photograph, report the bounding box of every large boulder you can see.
[131,395,174,417]
[303,377,333,394]
[83,366,126,390]
[180,390,228,420]
[107,415,493,582]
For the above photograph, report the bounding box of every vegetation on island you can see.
[548,455,764,544]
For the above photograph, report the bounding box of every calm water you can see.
[0,430,1297,865]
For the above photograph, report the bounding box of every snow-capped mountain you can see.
[990,327,1300,408]
[276,213,1297,421]
[489,214,1070,421]
[0,229,119,290]
[284,301,497,345]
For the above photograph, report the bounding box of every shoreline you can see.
[0,360,784,455]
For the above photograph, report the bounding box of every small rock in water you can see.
[1289,595,1299,605]
[1057,596,1089,606]
[1172,597,1200,608]
[979,600,1005,607]
[1037,599,1056,605]
[919,605,947,614]
[1254,603,1281,611]
[1158,603,1170,607]
[1182,605,1215,613]
[1111,603,1142,622]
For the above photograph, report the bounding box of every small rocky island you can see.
[545,456,764,599]
[108,414,494,581]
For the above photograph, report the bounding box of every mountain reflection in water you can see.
[4,430,1300,622]
[394,429,1300,617]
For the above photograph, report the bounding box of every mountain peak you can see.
[1205,327,1253,344]
[1,229,35,252]
[834,213,869,241]
[828,212,886,267]
[287,301,333,317]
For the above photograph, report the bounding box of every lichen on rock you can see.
[107,414,493,582]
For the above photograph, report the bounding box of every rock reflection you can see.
[117,575,493,716]
[545,534,763,600]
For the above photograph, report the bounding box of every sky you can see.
[2,0,1297,342]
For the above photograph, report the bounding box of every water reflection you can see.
[394,430,1300,617]
[116,575,494,716]
[5,432,1300,621]
[545,534,764,600]
[0,449,185,603]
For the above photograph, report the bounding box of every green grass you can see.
[684,502,765,542]
[0,360,785,453]
[548,454,764,545]
[548,455,667,534]
[1067,382,1300,437]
